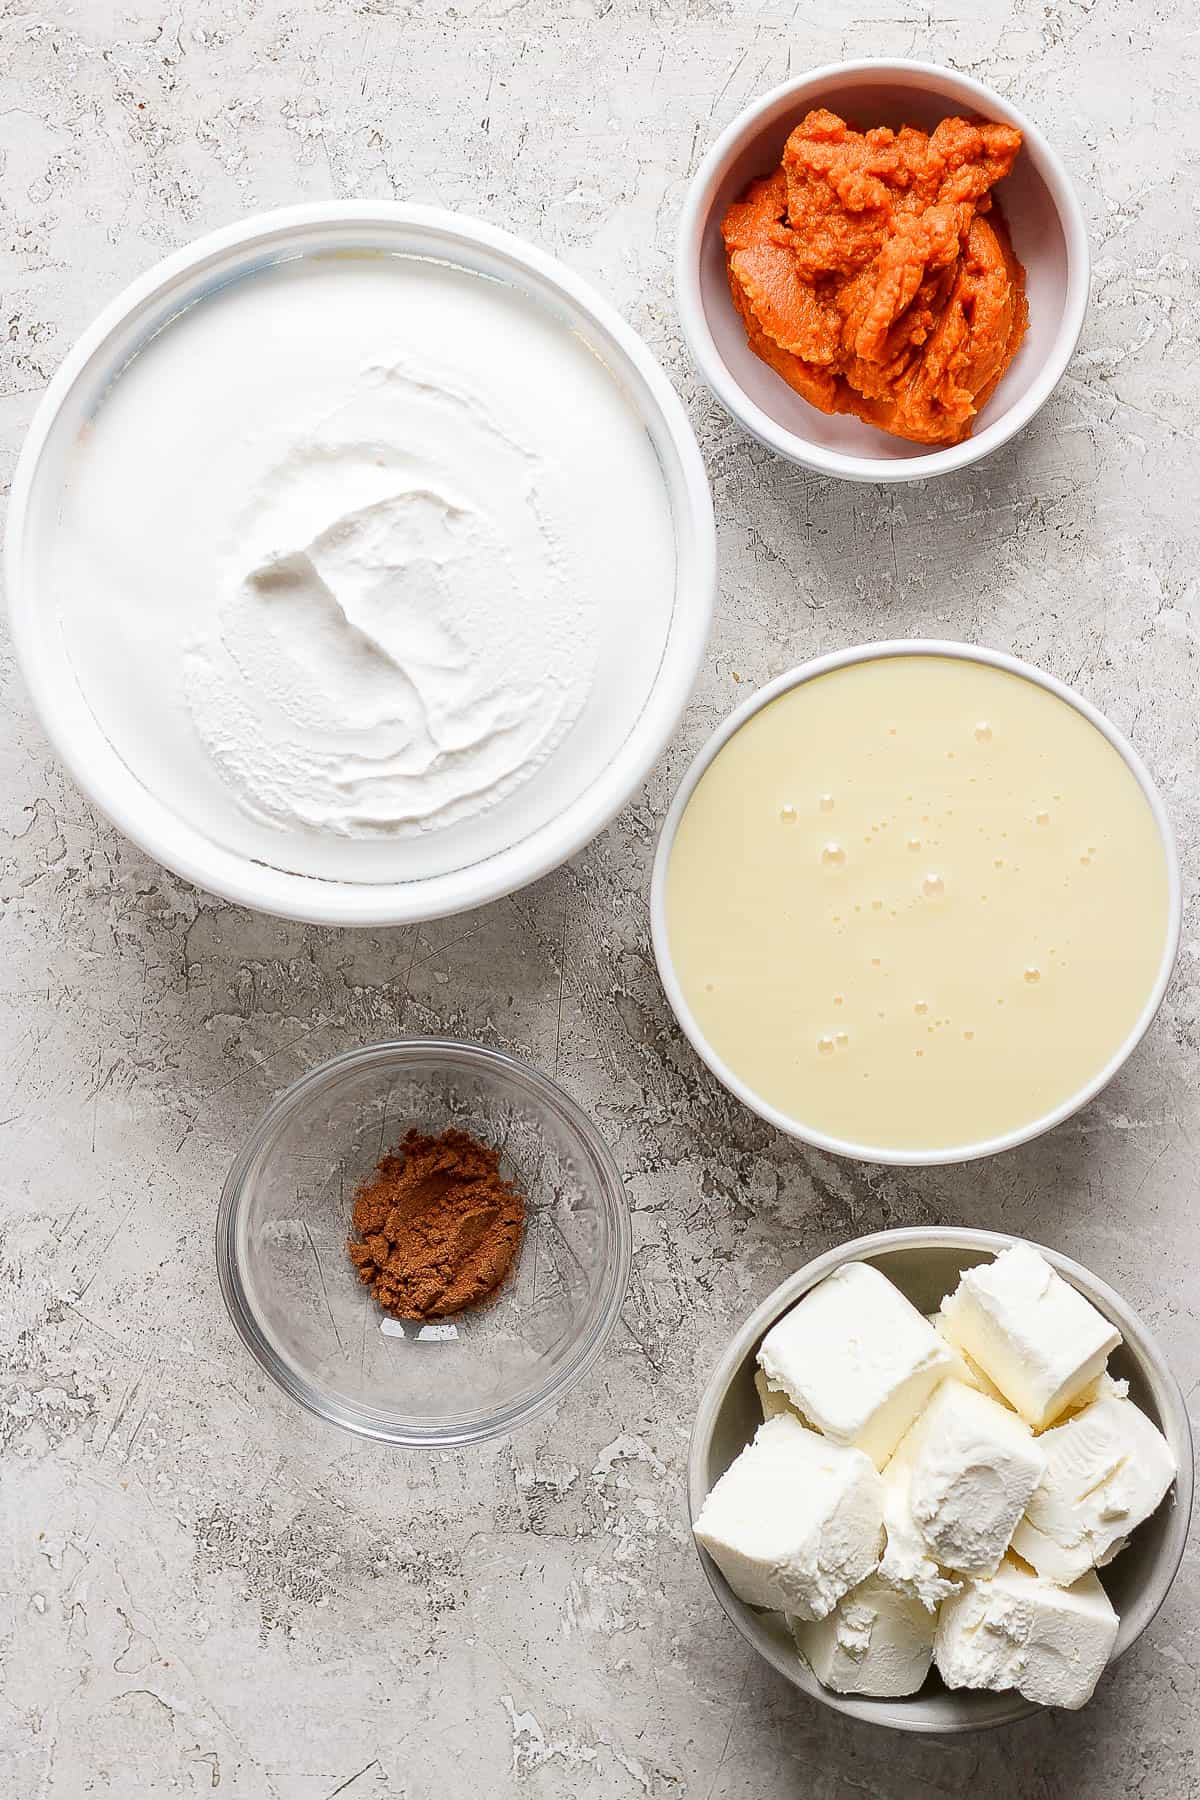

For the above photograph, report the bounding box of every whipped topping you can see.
[54,253,677,882]
[184,369,589,841]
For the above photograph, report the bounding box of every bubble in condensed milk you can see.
[819,793,835,812]
[821,842,846,866]
[1024,966,1041,985]
[780,803,798,823]
[817,1035,836,1056]
[974,720,993,742]
[922,872,945,898]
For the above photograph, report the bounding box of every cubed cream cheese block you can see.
[753,1366,806,1424]
[757,1264,954,1468]
[1011,1386,1176,1584]
[934,1559,1119,1710]
[791,1573,935,1697]
[897,1380,1046,1576]
[693,1414,884,1620]
[878,1433,961,1612]
[939,1245,1121,1429]
[1058,1369,1128,1420]
[927,1310,1010,1407]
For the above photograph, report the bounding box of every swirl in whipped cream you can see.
[185,364,592,839]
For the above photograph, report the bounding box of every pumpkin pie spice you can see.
[347,1127,525,1320]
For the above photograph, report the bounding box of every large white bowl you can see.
[651,641,1182,1165]
[688,1227,1195,1732]
[677,59,1090,482]
[6,203,715,926]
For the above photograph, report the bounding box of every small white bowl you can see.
[6,203,715,927]
[688,1226,1195,1733]
[650,641,1181,1166]
[677,59,1090,482]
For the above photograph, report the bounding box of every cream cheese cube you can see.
[897,1379,1045,1576]
[1011,1386,1176,1584]
[927,1310,1010,1407]
[757,1264,954,1468]
[878,1433,961,1611]
[1056,1369,1129,1422]
[753,1366,806,1425]
[934,1560,1118,1710]
[693,1414,884,1620]
[939,1245,1121,1429]
[791,1572,935,1697]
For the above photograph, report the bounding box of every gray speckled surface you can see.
[2,2,1198,1795]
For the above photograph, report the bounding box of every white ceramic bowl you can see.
[689,1226,1194,1732]
[677,59,1090,482]
[6,203,715,927]
[651,641,1182,1165]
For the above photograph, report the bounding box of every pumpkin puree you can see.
[722,109,1029,445]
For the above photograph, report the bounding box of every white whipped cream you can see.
[185,367,589,840]
[54,254,676,882]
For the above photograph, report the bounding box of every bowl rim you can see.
[649,639,1183,1165]
[676,57,1091,483]
[214,1036,632,1446]
[687,1225,1196,1733]
[6,200,716,927]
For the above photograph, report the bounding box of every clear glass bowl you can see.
[216,1040,630,1445]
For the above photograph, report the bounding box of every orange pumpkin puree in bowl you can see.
[722,109,1029,446]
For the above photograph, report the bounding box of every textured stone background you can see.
[2,1,1198,1795]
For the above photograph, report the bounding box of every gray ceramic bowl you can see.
[688,1227,1193,1732]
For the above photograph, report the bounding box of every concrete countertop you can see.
[1,2,1197,1795]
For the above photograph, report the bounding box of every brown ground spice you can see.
[346,1127,525,1320]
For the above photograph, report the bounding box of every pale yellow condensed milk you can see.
[664,655,1171,1153]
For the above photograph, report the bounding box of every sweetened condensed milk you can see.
[665,655,1170,1152]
